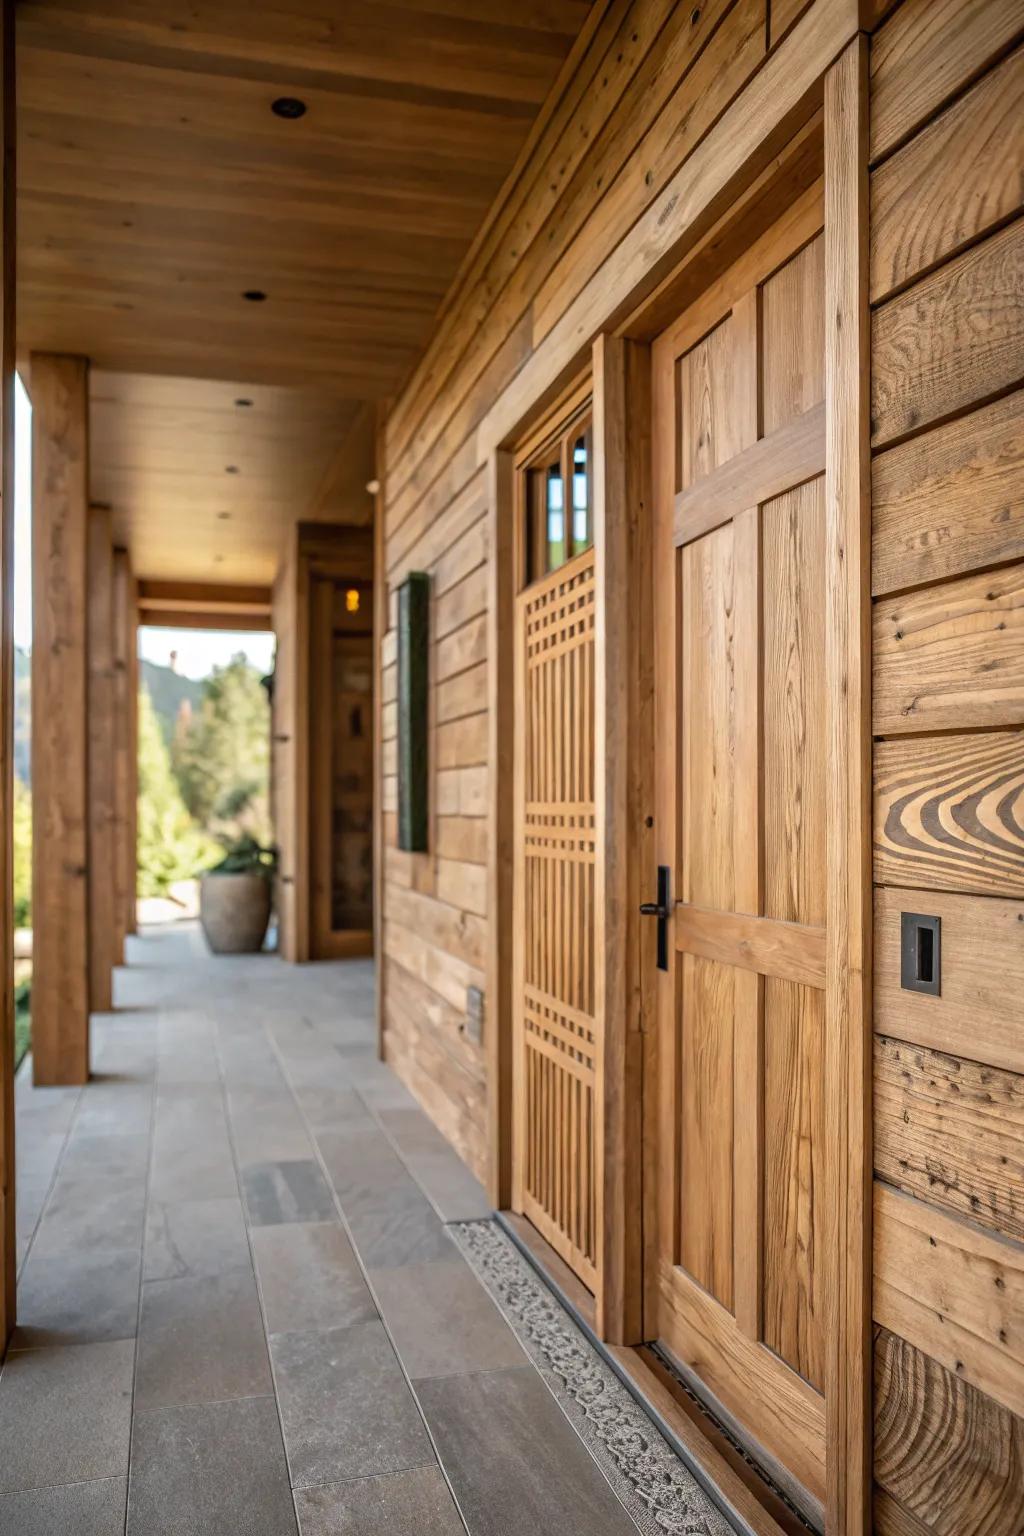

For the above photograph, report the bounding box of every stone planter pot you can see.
[199,870,272,955]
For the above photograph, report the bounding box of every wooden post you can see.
[126,569,138,937]
[31,353,90,1085]
[112,548,131,962]
[0,0,16,1353]
[87,507,116,1012]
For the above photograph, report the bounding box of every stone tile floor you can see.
[0,923,643,1535]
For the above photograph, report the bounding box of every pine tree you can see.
[137,685,219,896]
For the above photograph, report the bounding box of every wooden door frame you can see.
[483,21,871,1532]
[485,346,649,1344]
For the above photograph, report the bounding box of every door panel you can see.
[513,551,599,1290]
[650,207,829,1513]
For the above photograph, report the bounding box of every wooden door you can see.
[511,401,599,1290]
[650,204,829,1515]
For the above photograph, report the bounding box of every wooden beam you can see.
[0,0,15,1355]
[137,607,272,633]
[31,352,90,1085]
[823,36,872,1536]
[86,506,116,1012]
[373,403,387,1058]
[136,580,272,614]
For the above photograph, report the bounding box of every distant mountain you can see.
[140,659,204,745]
[11,650,205,785]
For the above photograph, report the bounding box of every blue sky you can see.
[14,377,275,681]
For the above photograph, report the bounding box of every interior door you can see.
[650,200,829,1516]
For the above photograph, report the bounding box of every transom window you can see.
[521,403,593,585]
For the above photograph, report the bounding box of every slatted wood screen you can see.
[513,551,598,1289]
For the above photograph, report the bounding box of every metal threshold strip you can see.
[492,1211,819,1536]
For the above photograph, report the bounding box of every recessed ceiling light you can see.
[242,290,266,303]
[225,465,239,474]
[234,398,253,408]
[272,97,306,120]
[217,511,232,520]
[213,554,224,564]
[366,478,381,496]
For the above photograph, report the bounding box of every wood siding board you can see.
[869,0,1024,165]
[870,43,1024,304]
[873,731,1024,899]
[874,1035,1024,1244]
[872,886,1024,1076]
[871,389,1024,597]
[874,1183,1024,1420]
[874,1327,1024,1536]
[870,217,1024,450]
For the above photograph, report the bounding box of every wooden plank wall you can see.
[868,3,1024,1531]
[379,0,802,1181]
[272,527,305,963]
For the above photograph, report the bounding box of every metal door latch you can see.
[640,865,671,971]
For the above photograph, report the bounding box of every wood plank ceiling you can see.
[15,0,590,581]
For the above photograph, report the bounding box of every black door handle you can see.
[639,865,671,971]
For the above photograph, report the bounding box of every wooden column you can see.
[31,352,90,1085]
[112,548,137,954]
[87,507,116,1011]
[0,0,16,1353]
[126,571,138,937]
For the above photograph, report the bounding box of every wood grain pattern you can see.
[875,1182,1024,1418]
[873,730,1024,898]
[874,1327,1024,1536]
[869,0,1024,164]
[764,977,825,1391]
[870,44,1024,304]
[871,218,1024,449]
[30,352,90,1086]
[873,886,1024,1075]
[872,389,1024,597]
[675,906,825,989]
[875,1036,1024,1243]
[873,562,1024,733]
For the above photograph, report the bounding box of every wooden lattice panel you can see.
[514,553,598,1289]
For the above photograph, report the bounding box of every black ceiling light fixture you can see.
[234,397,253,408]
[225,465,239,475]
[242,289,266,303]
[272,96,306,120]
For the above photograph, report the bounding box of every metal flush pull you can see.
[640,865,671,972]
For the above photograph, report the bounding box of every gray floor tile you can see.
[127,1396,296,1536]
[31,1173,147,1258]
[377,1107,491,1221]
[135,1267,270,1411]
[270,1320,432,1488]
[144,1197,250,1281]
[148,1093,237,1202]
[228,1087,313,1162]
[13,1245,142,1347]
[73,1082,154,1137]
[252,1221,376,1335]
[0,1338,134,1493]
[370,1257,525,1380]
[240,1159,336,1226]
[62,1130,151,1178]
[339,1172,454,1270]
[0,1476,127,1535]
[295,1466,463,1535]
[418,1366,638,1536]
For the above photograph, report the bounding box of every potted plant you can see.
[198,838,277,955]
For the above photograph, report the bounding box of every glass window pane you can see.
[546,460,565,571]
[571,431,590,553]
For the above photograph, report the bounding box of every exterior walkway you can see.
[0,924,653,1535]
